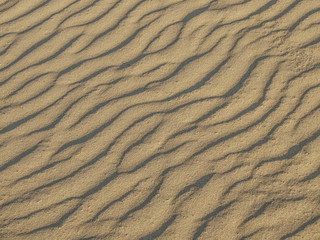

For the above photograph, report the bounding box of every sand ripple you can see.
[0,0,320,239]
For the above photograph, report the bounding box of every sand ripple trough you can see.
[0,0,320,239]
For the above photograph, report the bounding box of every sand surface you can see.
[0,0,320,239]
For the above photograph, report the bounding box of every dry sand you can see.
[0,0,320,239]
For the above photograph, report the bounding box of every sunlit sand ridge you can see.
[0,0,320,239]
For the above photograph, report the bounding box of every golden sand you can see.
[0,0,320,239]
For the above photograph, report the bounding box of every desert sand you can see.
[0,0,320,239]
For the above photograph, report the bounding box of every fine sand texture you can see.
[1,0,320,239]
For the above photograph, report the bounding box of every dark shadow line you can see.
[39,112,162,196]
[142,63,167,75]
[18,0,79,35]
[145,35,227,91]
[125,142,189,174]
[245,0,278,19]
[19,83,55,105]
[0,143,40,173]
[254,127,320,170]
[301,36,320,49]
[70,86,147,128]
[238,229,261,240]
[75,237,97,240]
[57,0,101,27]
[222,55,269,98]
[182,4,209,23]
[300,166,320,182]
[6,72,51,98]
[13,155,74,184]
[222,164,243,175]
[13,197,75,221]
[192,102,228,124]
[215,81,320,163]
[33,34,82,66]
[174,173,214,200]
[205,0,278,39]
[56,60,87,80]
[0,31,58,72]
[93,16,160,58]
[223,176,252,196]
[78,0,147,52]
[71,65,115,85]
[165,56,231,101]
[88,188,135,222]
[119,178,164,222]
[0,64,30,87]
[193,200,236,240]
[246,0,302,33]
[28,90,95,135]
[80,172,119,199]
[57,92,150,155]
[0,0,51,26]
[168,125,198,139]
[280,215,320,240]
[0,0,18,14]
[295,103,320,129]
[166,96,220,114]
[23,202,83,235]
[212,64,281,127]
[72,0,123,28]
[138,1,181,23]
[241,201,272,225]
[190,97,283,159]
[285,64,320,87]
[0,40,15,57]
[117,122,162,167]
[288,7,320,32]
[118,54,146,69]
[139,214,178,240]
[0,86,78,135]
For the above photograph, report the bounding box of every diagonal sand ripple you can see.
[0,0,320,239]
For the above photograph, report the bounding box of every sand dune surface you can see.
[0,0,320,239]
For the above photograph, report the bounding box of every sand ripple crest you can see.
[0,0,320,239]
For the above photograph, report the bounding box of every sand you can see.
[0,0,320,239]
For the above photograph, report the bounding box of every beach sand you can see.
[0,0,320,239]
